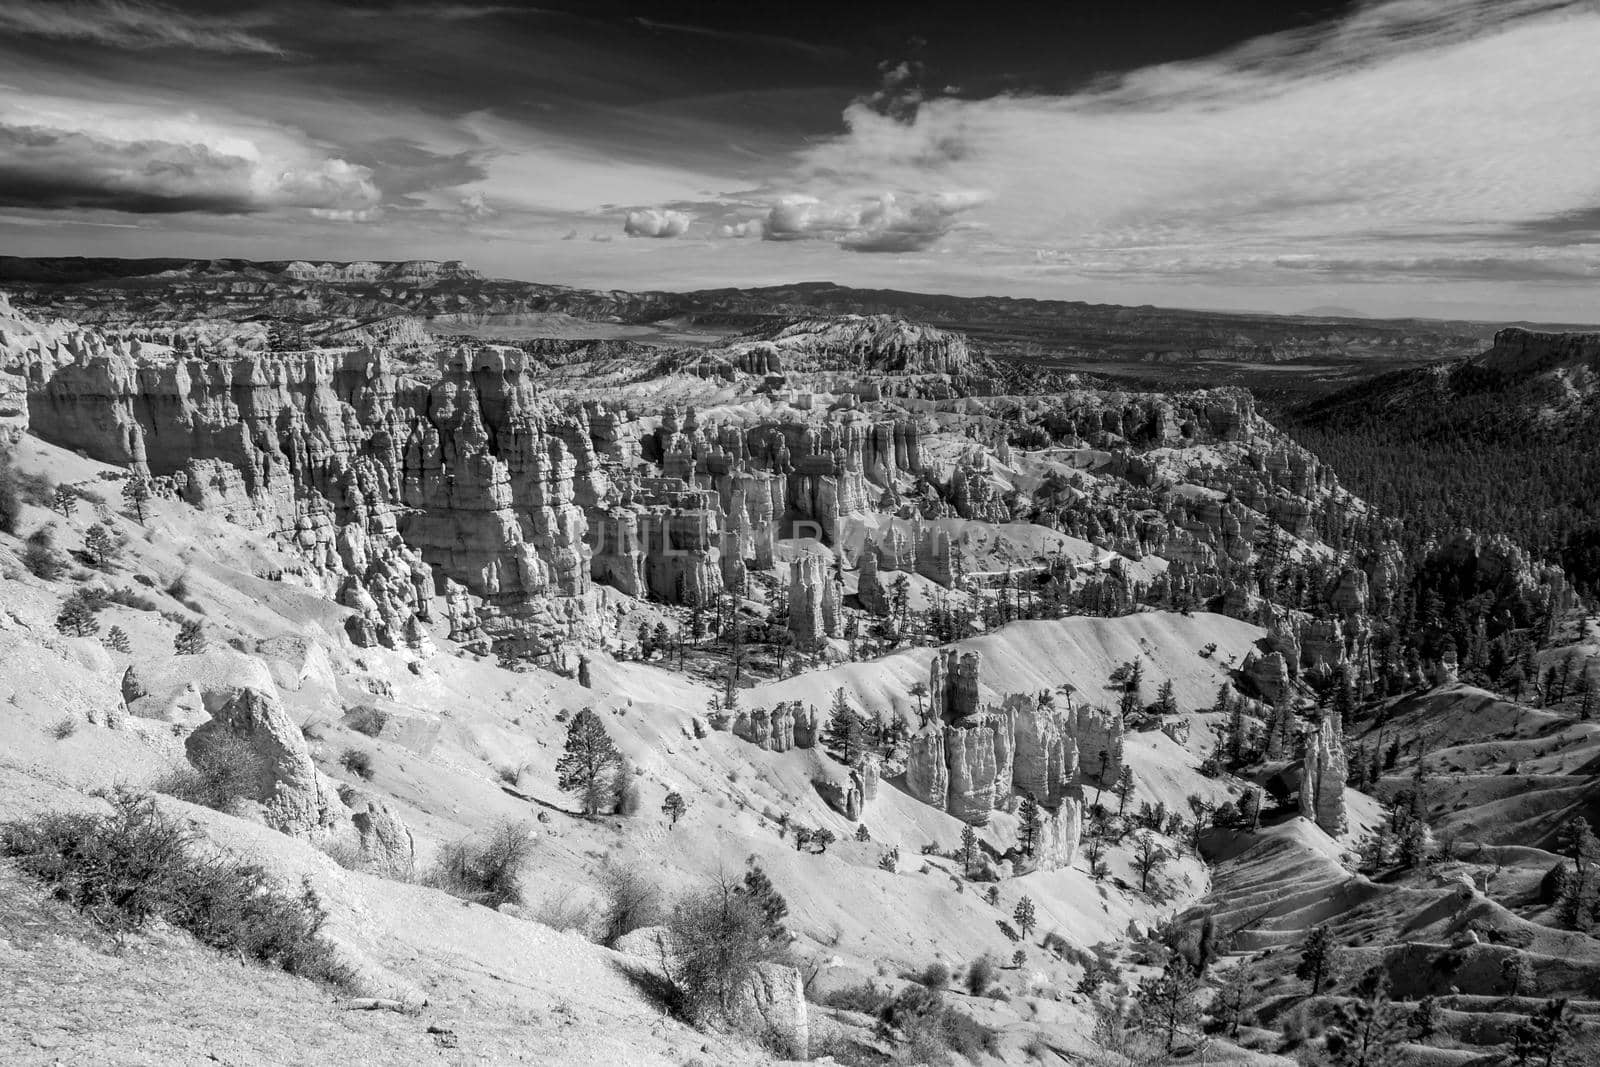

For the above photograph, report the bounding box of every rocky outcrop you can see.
[347,792,416,878]
[1243,649,1294,708]
[185,679,346,839]
[1299,713,1348,836]
[788,549,841,650]
[731,963,809,1058]
[27,345,597,656]
[930,648,982,722]
[905,723,948,811]
[945,721,1000,825]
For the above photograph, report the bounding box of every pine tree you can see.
[1132,831,1168,894]
[104,625,131,653]
[55,591,100,638]
[555,707,622,815]
[959,824,979,874]
[1156,678,1178,717]
[1212,963,1257,1037]
[824,687,867,766]
[1138,961,1201,1052]
[1017,795,1043,856]
[1296,925,1338,996]
[740,863,789,940]
[1325,970,1405,1067]
[662,791,687,827]
[1013,895,1037,940]
[121,477,151,524]
[174,619,206,655]
[84,523,115,567]
[1115,766,1136,815]
[53,485,76,518]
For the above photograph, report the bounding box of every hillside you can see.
[1288,328,1600,593]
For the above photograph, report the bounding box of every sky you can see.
[0,0,1598,321]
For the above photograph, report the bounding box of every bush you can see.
[0,463,20,535]
[424,820,535,908]
[339,748,374,781]
[875,984,1000,1065]
[965,954,998,997]
[595,860,663,947]
[154,732,267,812]
[531,888,592,934]
[656,874,785,1027]
[0,791,351,987]
[105,586,160,613]
[345,705,388,738]
[917,961,952,989]
[50,715,78,740]
[23,529,64,581]
[11,467,55,507]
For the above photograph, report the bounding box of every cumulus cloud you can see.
[717,218,763,239]
[623,207,692,238]
[0,0,281,55]
[763,191,982,253]
[0,94,379,216]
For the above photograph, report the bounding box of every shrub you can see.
[0,791,351,987]
[657,874,785,1026]
[339,748,374,781]
[50,716,78,740]
[822,981,892,1016]
[531,888,592,934]
[12,467,55,507]
[105,586,160,613]
[424,820,535,908]
[23,529,64,581]
[595,860,663,947]
[154,732,267,812]
[345,705,388,738]
[917,961,952,989]
[965,954,998,997]
[0,462,20,535]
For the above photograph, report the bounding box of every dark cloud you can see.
[0,123,376,216]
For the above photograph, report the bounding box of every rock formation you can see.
[1299,712,1349,836]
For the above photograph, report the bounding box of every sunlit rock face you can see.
[28,344,597,654]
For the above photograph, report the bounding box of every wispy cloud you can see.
[0,0,282,55]
[768,0,1600,294]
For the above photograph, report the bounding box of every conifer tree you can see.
[1013,895,1036,940]
[824,687,867,766]
[55,591,100,638]
[104,625,131,653]
[174,619,206,655]
[556,707,622,815]
[1017,795,1043,856]
[1296,925,1338,996]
